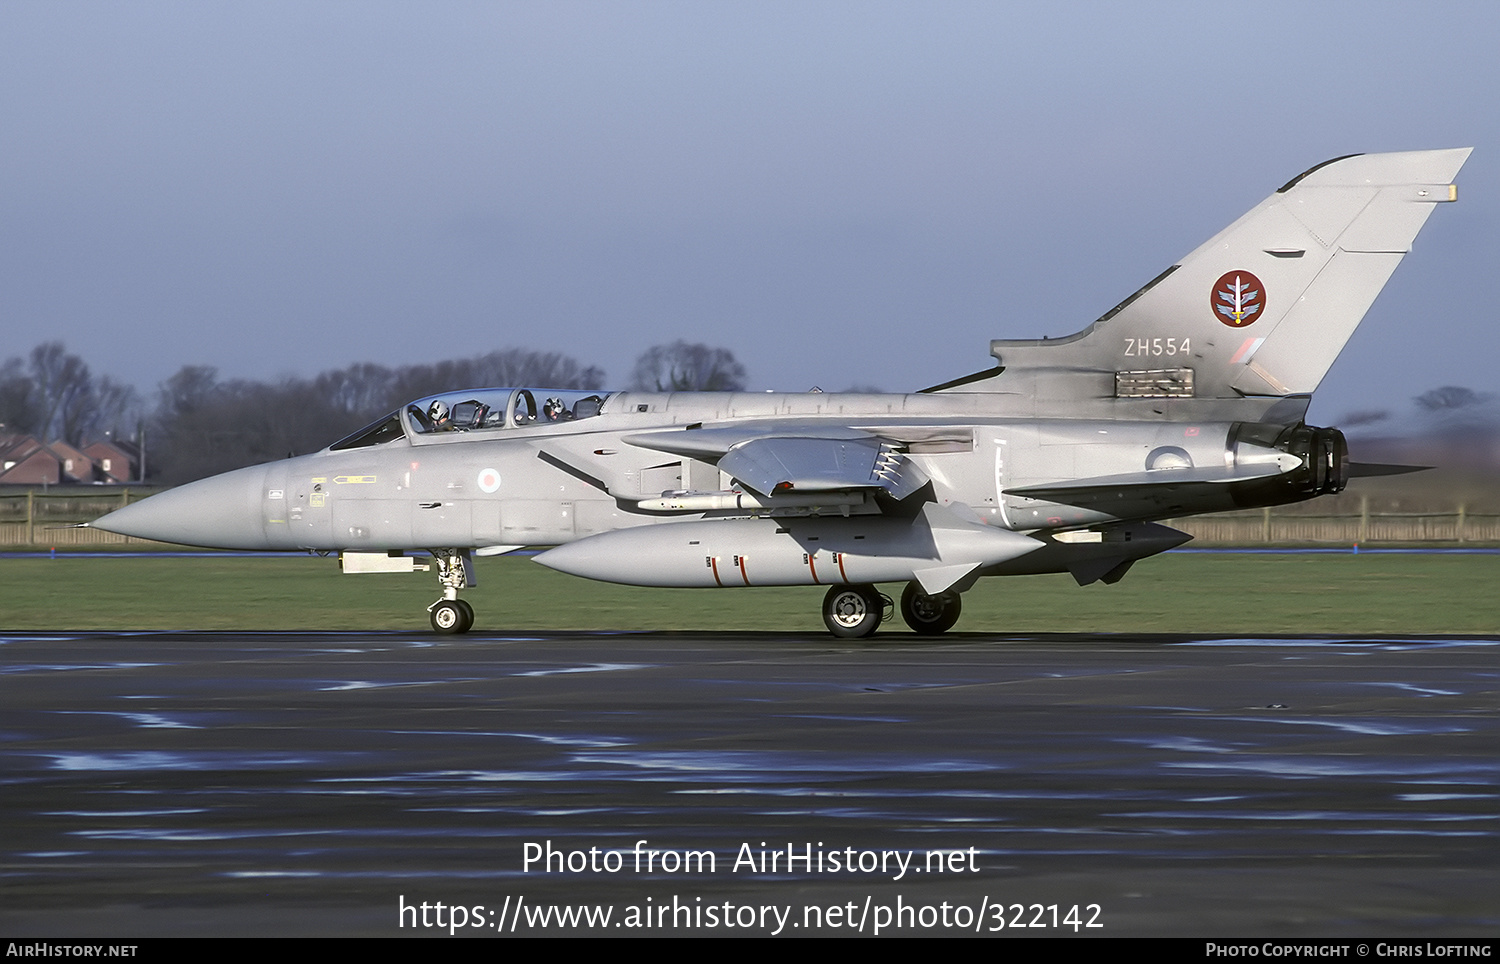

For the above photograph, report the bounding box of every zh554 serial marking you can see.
[93,150,1470,636]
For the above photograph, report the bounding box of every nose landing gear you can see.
[428,549,476,634]
[429,598,474,633]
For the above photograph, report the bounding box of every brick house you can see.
[0,434,95,484]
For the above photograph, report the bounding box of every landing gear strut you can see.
[428,549,475,634]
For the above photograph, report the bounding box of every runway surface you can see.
[2,630,1496,937]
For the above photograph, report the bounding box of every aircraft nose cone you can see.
[94,464,271,549]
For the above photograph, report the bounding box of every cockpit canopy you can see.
[329,387,611,451]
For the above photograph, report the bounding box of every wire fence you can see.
[2,487,1497,549]
[1166,507,1500,546]
[0,489,160,547]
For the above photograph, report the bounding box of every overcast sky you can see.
[2,1,1496,427]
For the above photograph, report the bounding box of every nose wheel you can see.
[429,549,477,634]
[430,598,474,634]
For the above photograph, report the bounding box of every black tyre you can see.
[822,584,883,638]
[900,583,962,635]
[430,600,469,634]
[454,599,475,633]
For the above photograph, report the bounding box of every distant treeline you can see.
[1,340,747,485]
[6,339,1495,490]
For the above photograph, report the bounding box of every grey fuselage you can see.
[101,386,1319,581]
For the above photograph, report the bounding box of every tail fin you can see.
[942,149,1471,404]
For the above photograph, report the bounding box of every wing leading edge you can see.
[625,428,929,501]
[717,436,928,499]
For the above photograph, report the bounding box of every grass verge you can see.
[1,551,1497,634]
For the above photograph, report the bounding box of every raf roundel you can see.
[1211,270,1265,328]
[476,468,501,493]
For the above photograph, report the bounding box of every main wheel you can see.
[822,584,883,638]
[900,583,962,635]
[430,599,471,634]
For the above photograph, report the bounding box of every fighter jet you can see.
[94,149,1471,636]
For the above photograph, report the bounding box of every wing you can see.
[624,427,929,500]
[718,436,927,499]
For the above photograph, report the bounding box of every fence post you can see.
[1457,503,1466,544]
[26,490,34,546]
[1358,494,1368,544]
[1262,506,1271,543]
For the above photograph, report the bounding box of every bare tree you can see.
[0,357,38,435]
[71,375,139,445]
[315,363,395,419]
[1337,409,1390,427]
[0,342,140,445]
[469,349,605,393]
[630,341,747,392]
[27,342,94,443]
[1415,386,1492,411]
[388,349,605,405]
[158,365,221,420]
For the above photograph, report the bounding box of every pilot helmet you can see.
[544,397,565,417]
[428,400,449,423]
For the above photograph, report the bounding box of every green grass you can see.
[1,551,1497,634]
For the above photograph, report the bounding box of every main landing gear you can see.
[428,549,476,634]
[820,581,965,638]
[821,584,890,638]
[900,583,962,635]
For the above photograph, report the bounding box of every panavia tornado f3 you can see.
[94,149,1471,636]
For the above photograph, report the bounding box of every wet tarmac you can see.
[2,630,1496,936]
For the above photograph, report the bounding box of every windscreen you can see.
[329,411,406,450]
